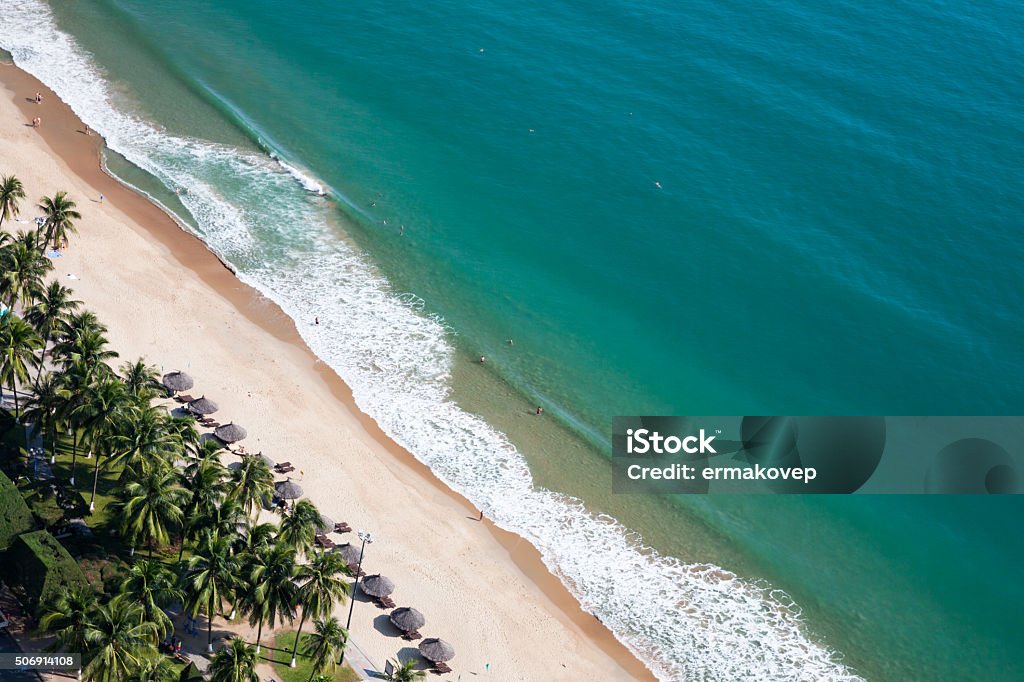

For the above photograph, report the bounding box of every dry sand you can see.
[0,63,655,682]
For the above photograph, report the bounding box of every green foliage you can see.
[0,469,34,549]
[7,529,88,612]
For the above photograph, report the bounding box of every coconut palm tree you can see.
[0,313,43,420]
[207,638,259,682]
[124,655,177,682]
[74,376,133,510]
[82,597,159,682]
[301,616,346,682]
[120,358,162,401]
[383,659,426,682]
[290,550,351,667]
[39,191,82,250]
[111,406,178,479]
[119,559,182,640]
[183,530,238,653]
[25,280,81,382]
[278,499,322,557]
[191,496,247,545]
[234,521,277,557]
[240,542,297,654]
[177,450,228,562]
[0,174,26,231]
[22,371,63,460]
[56,359,91,486]
[40,587,99,655]
[54,326,118,381]
[229,453,274,523]
[0,230,52,309]
[115,463,186,558]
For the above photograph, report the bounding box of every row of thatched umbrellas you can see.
[163,372,248,445]
[164,370,456,667]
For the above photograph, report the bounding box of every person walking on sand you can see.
[32,117,40,128]
[478,510,484,521]
[34,92,41,103]
[98,194,104,203]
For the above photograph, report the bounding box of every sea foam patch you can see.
[0,4,861,679]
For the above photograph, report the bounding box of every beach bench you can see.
[401,630,422,641]
[315,534,336,549]
[433,662,452,674]
[334,522,352,534]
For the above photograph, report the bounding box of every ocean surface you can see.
[2,0,1023,679]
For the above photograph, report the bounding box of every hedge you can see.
[7,530,88,612]
[0,470,34,549]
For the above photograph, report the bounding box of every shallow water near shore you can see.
[2,0,1023,679]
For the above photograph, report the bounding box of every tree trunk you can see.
[291,608,308,667]
[69,430,78,486]
[11,381,19,422]
[255,619,263,654]
[207,596,215,653]
[89,453,101,512]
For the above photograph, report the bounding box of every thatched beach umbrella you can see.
[188,396,218,415]
[316,513,335,534]
[390,607,425,633]
[336,542,361,566]
[214,422,247,444]
[419,638,455,663]
[274,478,303,500]
[362,574,395,599]
[162,371,193,393]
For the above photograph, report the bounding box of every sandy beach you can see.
[0,62,655,682]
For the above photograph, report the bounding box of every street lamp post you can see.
[339,530,373,665]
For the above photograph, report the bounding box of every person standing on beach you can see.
[479,510,484,521]
[33,92,41,103]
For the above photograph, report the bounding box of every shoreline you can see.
[0,60,656,681]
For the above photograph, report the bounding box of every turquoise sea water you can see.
[2,0,1022,679]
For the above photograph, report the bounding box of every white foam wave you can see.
[273,155,327,196]
[0,4,861,679]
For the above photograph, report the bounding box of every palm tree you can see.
[82,597,159,682]
[0,313,43,420]
[119,559,182,640]
[384,659,427,682]
[0,174,26,230]
[22,370,63,458]
[183,531,238,653]
[56,360,90,486]
[191,496,247,545]
[74,376,133,510]
[124,655,177,682]
[0,230,52,309]
[120,358,162,401]
[112,406,178,479]
[291,550,351,667]
[207,638,259,682]
[25,280,81,381]
[115,463,185,558]
[240,542,297,654]
[229,453,274,523]
[54,325,118,381]
[278,499,322,557]
[40,587,98,655]
[39,191,82,250]
[177,450,228,562]
[301,616,346,682]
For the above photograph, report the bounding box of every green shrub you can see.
[6,530,88,613]
[0,470,34,549]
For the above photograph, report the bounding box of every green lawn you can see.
[269,632,360,682]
